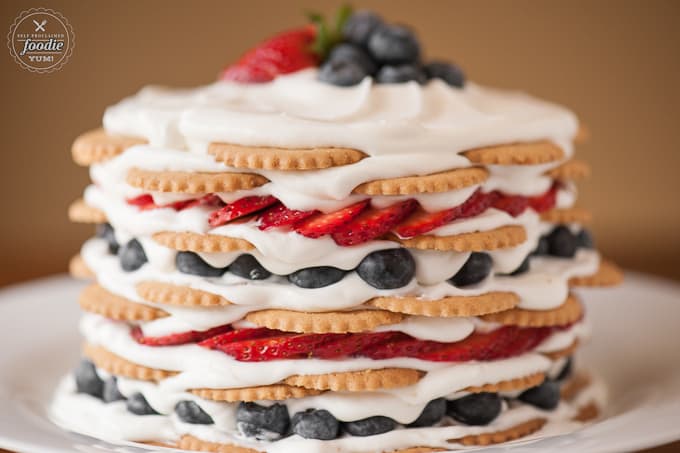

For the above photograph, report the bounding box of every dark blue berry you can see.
[518,381,561,410]
[576,229,595,249]
[229,254,271,280]
[328,43,377,75]
[376,64,426,84]
[554,357,573,382]
[342,416,397,436]
[407,398,446,427]
[102,377,126,403]
[74,360,103,399]
[96,223,119,254]
[424,61,465,88]
[448,253,492,287]
[357,248,415,289]
[126,392,159,415]
[446,393,502,426]
[288,266,346,288]
[509,256,530,276]
[175,400,214,424]
[291,409,339,440]
[176,251,226,277]
[318,59,368,87]
[343,11,383,46]
[547,226,578,258]
[236,402,290,440]
[368,24,420,64]
[119,239,147,272]
[532,236,550,256]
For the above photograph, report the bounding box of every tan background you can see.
[0,0,679,451]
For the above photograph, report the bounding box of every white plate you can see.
[0,273,679,453]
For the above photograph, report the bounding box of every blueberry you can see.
[376,64,427,84]
[96,223,119,254]
[576,229,595,249]
[328,43,377,75]
[448,253,492,287]
[102,377,126,403]
[236,402,290,440]
[518,380,561,410]
[532,236,550,256]
[555,357,574,382]
[509,256,530,276]
[288,266,346,288]
[291,409,339,440]
[424,61,465,88]
[74,360,103,399]
[176,251,226,277]
[229,254,271,280]
[126,392,159,415]
[368,24,420,64]
[119,239,147,272]
[343,11,383,46]
[356,249,415,289]
[407,398,446,427]
[318,59,368,87]
[342,416,397,436]
[175,400,214,425]
[446,393,502,426]
[547,226,578,258]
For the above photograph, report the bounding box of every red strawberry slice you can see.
[392,207,460,239]
[131,324,233,347]
[311,332,403,359]
[210,333,338,361]
[258,203,318,231]
[458,189,499,218]
[220,26,318,83]
[528,184,558,213]
[492,194,530,217]
[198,327,280,348]
[295,200,370,238]
[208,196,278,227]
[332,199,418,246]
[126,194,156,210]
[176,194,225,211]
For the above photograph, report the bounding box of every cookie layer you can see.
[366,292,519,317]
[68,199,107,224]
[72,128,146,166]
[208,142,367,171]
[189,385,323,402]
[463,372,545,393]
[352,167,488,195]
[480,294,582,327]
[152,231,255,253]
[244,309,405,334]
[283,368,424,392]
[136,281,232,307]
[540,207,592,224]
[569,259,623,287]
[462,141,564,165]
[450,417,547,446]
[126,168,268,194]
[390,225,527,251]
[83,344,177,381]
[69,254,94,279]
[545,159,590,180]
[80,284,168,321]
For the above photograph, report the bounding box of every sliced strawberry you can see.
[528,184,558,213]
[492,194,530,217]
[458,190,499,218]
[198,327,279,348]
[332,199,418,246]
[311,332,403,359]
[295,200,370,238]
[126,194,156,210]
[176,194,225,211]
[211,333,338,361]
[392,207,460,238]
[131,324,233,347]
[258,203,318,231]
[208,196,278,227]
[220,26,318,83]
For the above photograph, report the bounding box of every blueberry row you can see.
[75,358,572,441]
[320,11,465,87]
[97,223,594,290]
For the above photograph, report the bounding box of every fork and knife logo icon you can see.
[33,19,46,32]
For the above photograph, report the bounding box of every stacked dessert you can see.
[53,9,623,453]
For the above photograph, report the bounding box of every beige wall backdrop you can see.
[1,0,680,287]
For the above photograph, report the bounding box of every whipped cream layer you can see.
[103,69,577,157]
[50,372,605,452]
[81,314,586,393]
